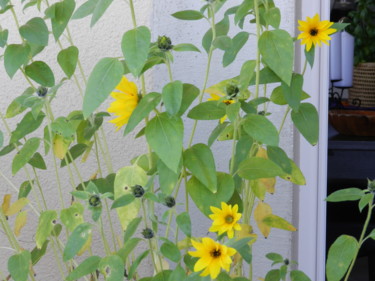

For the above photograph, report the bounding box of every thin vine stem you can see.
[254,0,261,99]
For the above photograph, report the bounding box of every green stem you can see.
[230,114,239,175]
[254,0,261,99]
[141,199,158,272]
[31,167,48,209]
[99,218,112,255]
[343,203,373,281]
[302,59,308,76]
[278,106,291,134]
[188,5,216,147]
[165,57,174,82]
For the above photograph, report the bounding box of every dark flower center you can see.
[310,28,318,36]
[211,249,221,257]
[225,215,234,223]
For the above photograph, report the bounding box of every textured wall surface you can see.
[0,0,296,279]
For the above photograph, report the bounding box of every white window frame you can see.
[293,0,330,280]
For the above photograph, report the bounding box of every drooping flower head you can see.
[209,202,242,239]
[107,76,139,131]
[297,14,336,51]
[188,237,236,279]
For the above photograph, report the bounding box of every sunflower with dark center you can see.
[188,237,236,279]
[297,14,336,51]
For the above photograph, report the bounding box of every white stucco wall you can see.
[0,0,297,279]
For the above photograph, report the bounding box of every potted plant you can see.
[347,0,375,107]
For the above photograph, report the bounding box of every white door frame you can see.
[294,0,330,280]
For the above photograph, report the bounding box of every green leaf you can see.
[281,74,303,111]
[47,0,75,40]
[331,23,350,32]
[31,240,49,265]
[266,7,281,29]
[83,57,123,118]
[237,157,285,180]
[57,46,78,78]
[212,35,232,50]
[290,270,311,281]
[60,202,84,232]
[187,172,234,216]
[172,10,204,20]
[184,143,217,193]
[169,265,186,281]
[0,29,8,47]
[259,30,294,85]
[25,61,55,87]
[263,214,297,232]
[188,101,226,120]
[157,159,178,195]
[223,31,249,67]
[358,193,373,212]
[117,237,142,263]
[12,137,40,175]
[0,130,3,148]
[4,44,30,78]
[304,45,315,68]
[146,113,183,173]
[265,269,281,281]
[63,223,92,261]
[270,86,310,105]
[72,0,98,19]
[91,0,113,26]
[111,194,135,209]
[162,80,183,116]
[173,43,201,52]
[121,26,151,77]
[267,146,292,174]
[208,122,229,147]
[128,250,150,279]
[326,188,364,202]
[114,166,147,230]
[176,212,192,237]
[66,256,101,281]
[291,103,319,146]
[326,235,358,281]
[234,0,253,25]
[242,114,279,146]
[5,88,34,118]
[19,17,48,46]
[60,144,87,167]
[8,251,31,281]
[124,92,161,136]
[99,255,124,281]
[28,152,47,170]
[161,240,181,263]
[266,253,284,263]
[51,116,76,141]
[202,16,229,53]
[239,60,256,90]
[123,217,142,242]
[368,229,375,240]
[36,210,58,249]
[279,158,306,185]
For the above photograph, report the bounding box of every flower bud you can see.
[132,185,145,198]
[88,194,101,207]
[368,179,375,192]
[284,259,289,265]
[142,228,154,239]
[226,83,239,99]
[37,86,48,97]
[164,196,176,208]
[157,35,173,51]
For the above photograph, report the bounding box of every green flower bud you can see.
[226,82,240,99]
[284,259,289,265]
[157,35,173,51]
[164,196,176,208]
[37,86,48,97]
[142,228,154,239]
[132,185,145,198]
[88,194,101,207]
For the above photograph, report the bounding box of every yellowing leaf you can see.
[53,134,71,159]
[177,237,192,250]
[254,202,272,238]
[77,234,92,256]
[259,177,276,195]
[205,78,237,97]
[236,224,258,246]
[280,159,306,185]
[256,147,268,159]
[262,214,297,232]
[14,211,27,237]
[2,194,11,213]
[6,198,29,216]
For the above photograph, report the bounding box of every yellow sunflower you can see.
[297,14,336,51]
[188,237,236,279]
[209,202,242,239]
[107,76,139,131]
[207,93,235,123]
